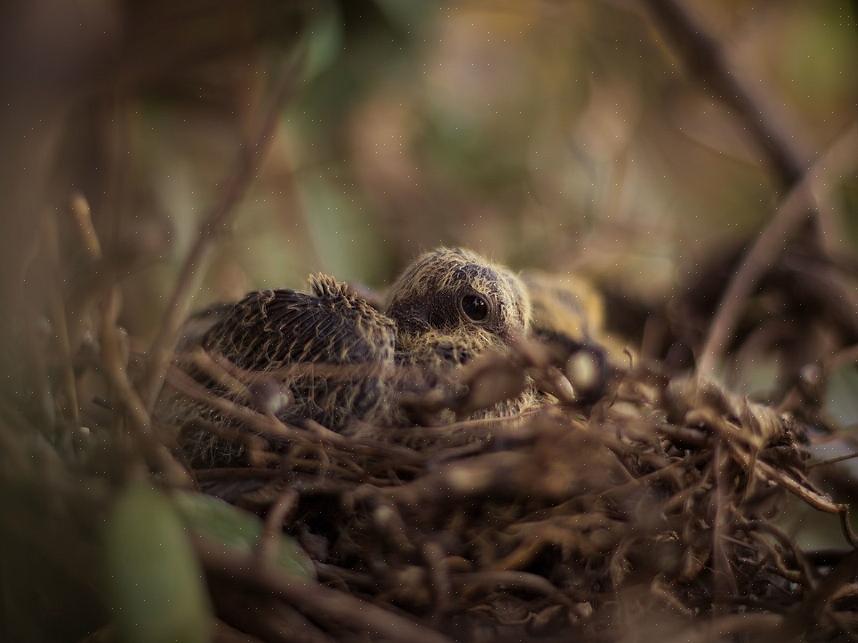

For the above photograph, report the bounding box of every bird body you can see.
[199,274,398,430]
[523,270,630,368]
[159,248,537,465]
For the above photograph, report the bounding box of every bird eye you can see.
[460,294,489,322]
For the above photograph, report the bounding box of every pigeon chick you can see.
[522,270,630,400]
[388,247,530,373]
[161,247,533,465]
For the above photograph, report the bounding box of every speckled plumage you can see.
[201,274,397,430]
[159,247,535,465]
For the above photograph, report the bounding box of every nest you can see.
[172,355,858,643]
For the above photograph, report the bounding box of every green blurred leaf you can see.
[733,354,780,398]
[105,484,212,643]
[372,0,433,31]
[303,0,344,81]
[298,173,388,284]
[173,491,315,579]
[825,363,858,427]
[779,3,858,109]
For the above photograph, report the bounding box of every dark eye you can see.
[461,294,489,321]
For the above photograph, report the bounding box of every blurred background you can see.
[1,1,857,641]
[2,0,856,337]
[4,0,856,333]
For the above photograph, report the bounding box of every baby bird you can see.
[162,248,533,465]
[522,270,630,400]
[388,247,531,373]
[522,270,605,353]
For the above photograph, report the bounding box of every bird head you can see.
[385,247,531,365]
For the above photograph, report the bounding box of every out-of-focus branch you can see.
[71,195,192,485]
[70,194,151,436]
[101,289,151,436]
[697,124,858,377]
[640,0,807,189]
[0,2,114,418]
[140,56,299,411]
[255,488,299,566]
[42,213,80,427]
[640,0,857,376]
[196,540,452,643]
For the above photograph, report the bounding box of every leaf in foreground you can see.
[104,483,212,643]
[173,490,316,579]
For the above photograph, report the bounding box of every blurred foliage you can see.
[105,484,212,643]
[174,491,316,579]
[98,0,858,336]
[827,363,858,427]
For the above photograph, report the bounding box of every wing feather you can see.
[176,279,397,438]
[208,289,383,364]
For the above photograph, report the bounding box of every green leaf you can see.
[825,363,858,428]
[173,491,315,579]
[302,0,343,81]
[104,484,212,643]
[297,172,388,284]
[372,0,433,32]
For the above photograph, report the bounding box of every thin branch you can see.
[452,570,571,603]
[697,124,858,376]
[70,191,153,438]
[255,488,300,566]
[140,56,300,411]
[640,0,807,189]
[43,210,80,427]
[101,288,152,436]
[711,443,738,611]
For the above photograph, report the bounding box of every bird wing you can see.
[202,274,396,374]
[159,275,397,467]
[189,274,397,430]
